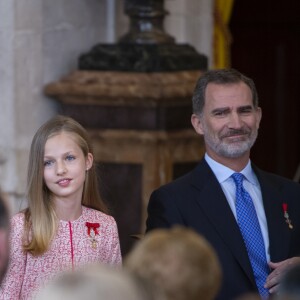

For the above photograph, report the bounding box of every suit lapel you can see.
[253,166,291,262]
[190,160,256,286]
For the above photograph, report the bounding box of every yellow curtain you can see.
[213,0,235,69]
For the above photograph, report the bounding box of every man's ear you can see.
[191,114,204,135]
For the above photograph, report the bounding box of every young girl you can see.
[0,115,122,299]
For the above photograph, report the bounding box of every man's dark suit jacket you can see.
[146,159,300,300]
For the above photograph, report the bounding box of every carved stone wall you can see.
[0,0,213,217]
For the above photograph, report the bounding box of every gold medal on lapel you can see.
[86,222,100,249]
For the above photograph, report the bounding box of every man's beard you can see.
[203,127,258,158]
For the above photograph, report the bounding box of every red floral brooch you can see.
[86,222,100,249]
[282,203,293,229]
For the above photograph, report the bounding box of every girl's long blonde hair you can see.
[23,115,108,256]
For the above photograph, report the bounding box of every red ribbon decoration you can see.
[86,222,100,236]
[282,203,293,229]
[282,203,288,212]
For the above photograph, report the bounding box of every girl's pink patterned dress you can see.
[0,206,122,299]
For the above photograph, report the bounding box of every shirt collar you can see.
[204,153,258,185]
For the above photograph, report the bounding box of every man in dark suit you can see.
[146,69,300,300]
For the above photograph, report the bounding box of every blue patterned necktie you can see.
[231,173,269,297]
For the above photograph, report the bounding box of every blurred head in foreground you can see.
[35,263,163,300]
[125,226,222,300]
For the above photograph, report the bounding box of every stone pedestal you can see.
[45,70,205,255]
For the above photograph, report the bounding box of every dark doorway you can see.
[97,162,142,257]
[230,1,300,179]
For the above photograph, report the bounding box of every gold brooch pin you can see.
[282,203,293,229]
[86,222,100,249]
